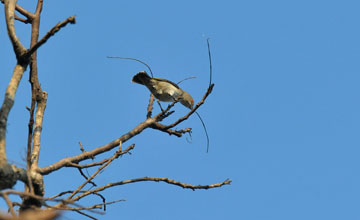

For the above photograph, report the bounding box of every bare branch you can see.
[150,123,191,137]
[47,191,74,200]
[24,0,44,200]
[0,64,27,165]
[73,177,231,201]
[47,199,125,212]
[2,193,16,216]
[48,190,105,203]
[77,168,97,187]
[14,14,31,23]
[37,118,150,175]
[96,199,126,211]
[34,0,43,16]
[154,101,177,122]
[68,143,134,199]
[0,1,29,167]
[146,94,155,118]
[79,142,87,154]
[14,3,34,20]
[69,143,134,170]
[4,0,27,58]
[68,160,104,169]
[27,16,76,56]
[78,142,94,159]
[31,91,48,169]
[164,84,214,129]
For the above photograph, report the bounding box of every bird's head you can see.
[179,90,194,109]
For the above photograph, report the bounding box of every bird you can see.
[132,71,194,109]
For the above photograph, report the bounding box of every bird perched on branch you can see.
[132,71,194,109]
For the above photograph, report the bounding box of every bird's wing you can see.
[152,77,180,89]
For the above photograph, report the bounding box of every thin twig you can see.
[14,14,31,23]
[13,2,34,19]
[75,210,98,220]
[47,199,125,212]
[68,160,105,169]
[34,0,43,16]
[47,190,74,200]
[150,123,191,137]
[73,177,231,201]
[48,190,106,204]
[37,117,149,175]
[68,143,134,200]
[155,101,177,122]
[66,143,134,170]
[77,167,97,187]
[27,16,76,56]
[164,84,214,129]
[79,142,86,153]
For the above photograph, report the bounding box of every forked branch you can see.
[27,16,76,56]
[4,0,27,58]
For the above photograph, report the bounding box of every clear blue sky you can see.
[1,0,360,219]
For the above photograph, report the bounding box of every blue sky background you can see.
[1,0,360,219]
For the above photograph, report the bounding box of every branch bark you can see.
[4,0,27,59]
[72,177,231,202]
[31,91,48,170]
[0,64,27,166]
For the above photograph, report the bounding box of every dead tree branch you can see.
[72,177,231,202]
[0,0,28,167]
[68,143,135,199]
[77,168,97,187]
[37,118,156,175]
[146,94,155,118]
[2,193,16,216]
[13,2,34,20]
[14,14,31,23]
[150,123,191,137]
[31,91,48,170]
[27,16,76,56]
[164,84,214,129]
[46,199,125,212]
[4,0,27,58]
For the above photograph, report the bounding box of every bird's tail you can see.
[132,71,151,85]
